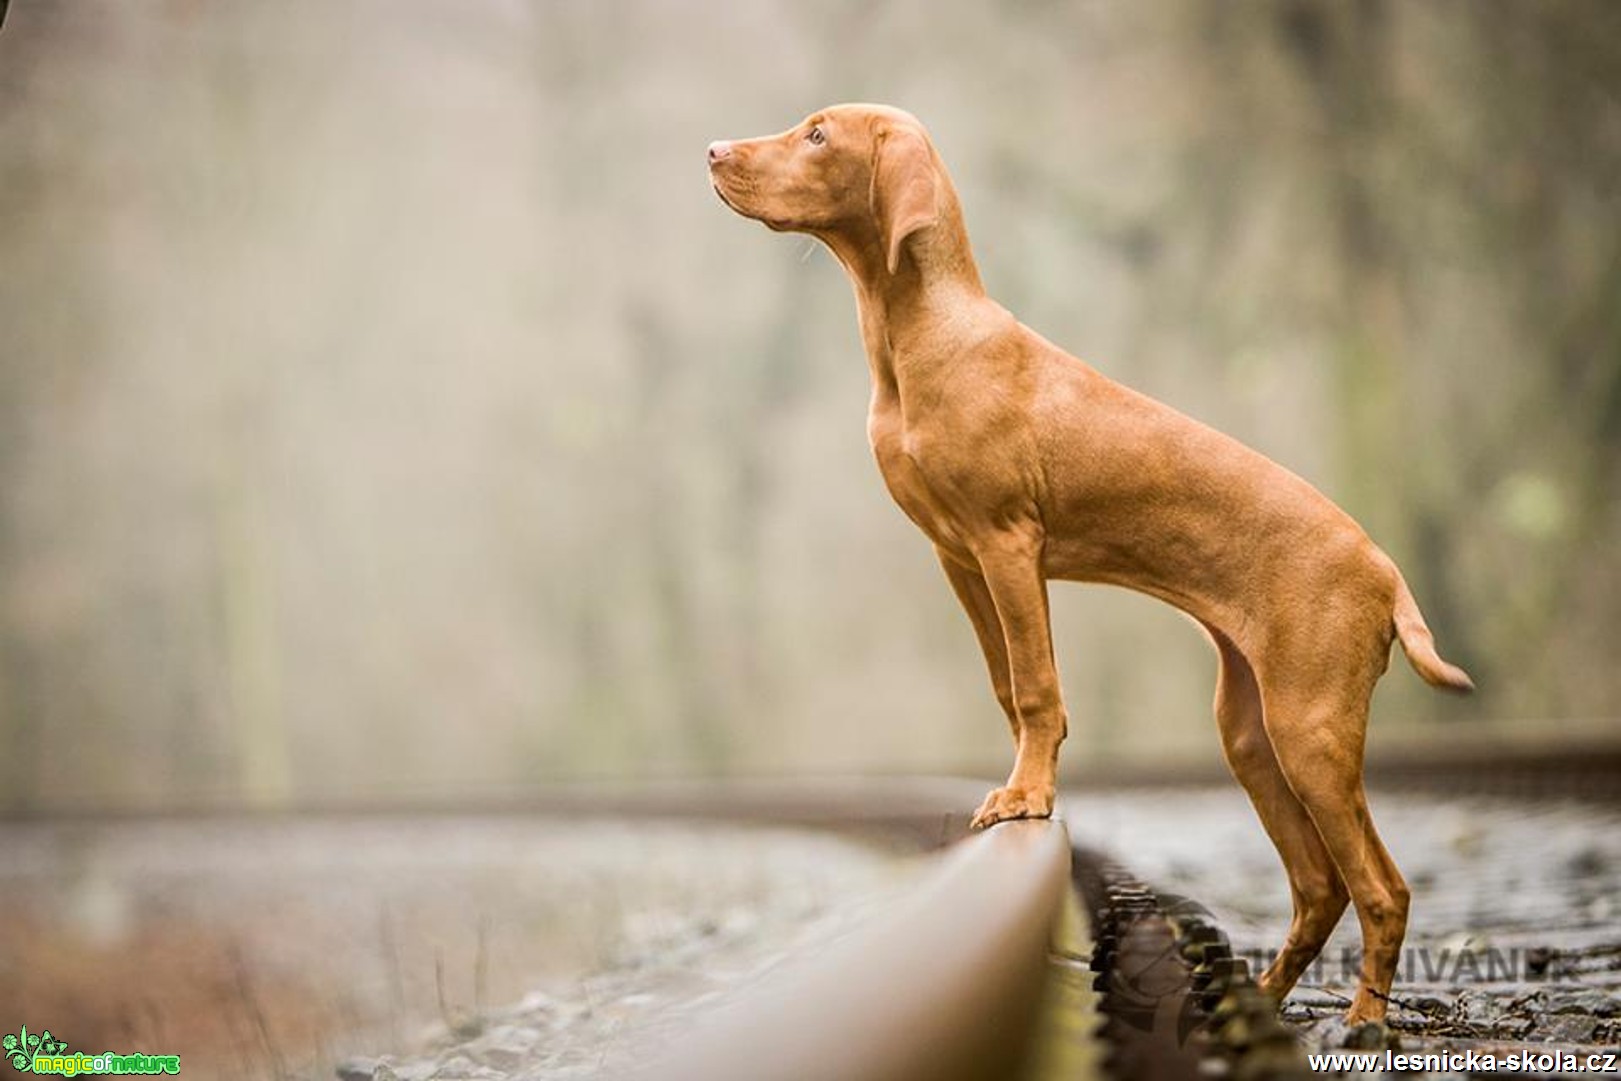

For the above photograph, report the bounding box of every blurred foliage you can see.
[0,1,1616,812]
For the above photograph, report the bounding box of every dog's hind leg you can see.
[1258,663,1408,1025]
[1206,626,1349,1002]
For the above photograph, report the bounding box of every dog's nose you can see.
[707,140,733,165]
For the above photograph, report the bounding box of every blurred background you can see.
[3,4,1620,1079]
[2,0,1619,816]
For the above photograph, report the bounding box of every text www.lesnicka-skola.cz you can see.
[1308,1049,1618,1074]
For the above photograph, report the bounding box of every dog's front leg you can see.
[968,529,1067,830]
[936,547,1020,749]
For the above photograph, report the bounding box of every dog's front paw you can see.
[970,785,1054,830]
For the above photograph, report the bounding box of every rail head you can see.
[640,817,1079,1081]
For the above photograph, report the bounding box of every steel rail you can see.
[639,817,1094,1081]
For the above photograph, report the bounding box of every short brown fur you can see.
[708,104,1472,1025]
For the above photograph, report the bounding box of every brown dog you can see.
[707,104,1472,1025]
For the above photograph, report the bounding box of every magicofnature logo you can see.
[4,1028,67,1071]
[4,1026,179,1076]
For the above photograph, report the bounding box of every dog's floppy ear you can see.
[871,128,939,275]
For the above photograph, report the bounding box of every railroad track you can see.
[590,782,1317,1081]
[337,759,1619,1080]
[6,760,1611,1079]
[627,818,1322,1081]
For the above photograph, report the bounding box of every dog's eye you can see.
[806,125,826,146]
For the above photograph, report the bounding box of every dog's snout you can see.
[707,140,733,165]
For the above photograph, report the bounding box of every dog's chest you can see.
[866,402,969,553]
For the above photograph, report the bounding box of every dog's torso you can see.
[866,303,1391,653]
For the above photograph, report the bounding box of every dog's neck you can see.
[820,197,987,400]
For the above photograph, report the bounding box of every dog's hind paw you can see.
[970,785,1054,830]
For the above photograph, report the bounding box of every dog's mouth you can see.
[710,177,744,215]
[710,173,789,231]
[709,169,797,230]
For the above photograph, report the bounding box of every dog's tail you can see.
[1392,571,1475,693]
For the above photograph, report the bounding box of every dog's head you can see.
[708,104,941,276]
